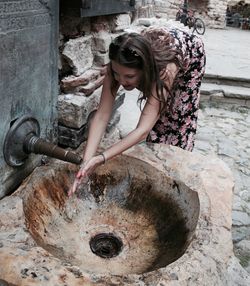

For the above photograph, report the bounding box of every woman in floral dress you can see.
[145,27,206,151]
[69,26,206,195]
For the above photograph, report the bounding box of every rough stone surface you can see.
[57,92,125,149]
[117,88,250,274]
[57,123,87,148]
[194,104,250,271]
[62,35,94,76]
[78,76,105,96]
[0,144,250,285]
[57,87,102,129]
[61,69,101,93]
[92,31,112,52]
[21,156,199,275]
[110,14,131,32]
[93,51,110,66]
[152,0,228,28]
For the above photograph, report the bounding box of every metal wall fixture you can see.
[3,114,82,167]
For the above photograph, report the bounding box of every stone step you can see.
[203,73,250,88]
[201,82,250,100]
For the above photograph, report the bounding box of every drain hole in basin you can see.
[89,233,123,258]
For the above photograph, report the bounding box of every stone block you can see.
[61,69,101,93]
[137,5,155,18]
[58,123,87,149]
[60,16,91,38]
[58,92,125,149]
[62,35,94,76]
[154,0,170,8]
[97,65,108,76]
[92,31,112,52]
[57,87,102,129]
[110,14,131,32]
[94,51,110,66]
[78,76,105,96]
[91,16,110,32]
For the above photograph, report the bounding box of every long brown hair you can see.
[108,29,184,114]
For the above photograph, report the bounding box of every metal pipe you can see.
[24,134,82,165]
[3,115,83,167]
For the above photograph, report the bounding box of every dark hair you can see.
[108,30,184,114]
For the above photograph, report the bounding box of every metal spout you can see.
[3,114,82,167]
[24,134,82,165]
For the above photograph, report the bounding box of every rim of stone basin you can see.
[22,154,200,275]
[0,144,240,286]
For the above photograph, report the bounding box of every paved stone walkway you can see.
[201,27,250,80]
[194,103,250,272]
[118,93,250,273]
[196,27,250,272]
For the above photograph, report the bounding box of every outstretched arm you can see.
[69,85,161,196]
[68,72,117,196]
[100,92,160,161]
[82,73,117,162]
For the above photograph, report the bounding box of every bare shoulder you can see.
[160,62,179,88]
[166,62,179,75]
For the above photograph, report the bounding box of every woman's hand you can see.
[68,155,105,197]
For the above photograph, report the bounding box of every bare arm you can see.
[68,84,161,196]
[82,72,117,162]
[102,92,160,161]
[84,62,178,163]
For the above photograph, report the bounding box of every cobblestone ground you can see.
[194,102,250,272]
[117,88,250,273]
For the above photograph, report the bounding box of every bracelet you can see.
[100,153,106,164]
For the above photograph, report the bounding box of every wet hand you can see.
[68,155,105,197]
[68,176,84,197]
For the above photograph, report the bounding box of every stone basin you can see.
[1,144,249,286]
[23,155,199,275]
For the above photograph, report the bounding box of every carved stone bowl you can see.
[23,155,199,275]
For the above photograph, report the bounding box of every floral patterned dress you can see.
[147,28,206,151]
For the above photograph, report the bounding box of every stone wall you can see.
[229,0,250,4]
[153,0,229,29]
[206,0,228,28]
[58,11,131,148]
